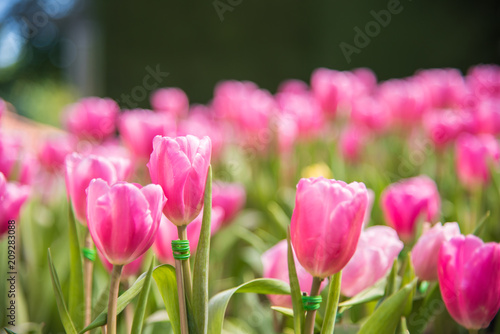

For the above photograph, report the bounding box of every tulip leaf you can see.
[357,278,418,334]
[401,252,416,316]
[338,278,386,313]
[287,227,304,334]
[193,165,212,334]
[207,278,290,334]
[406,283,443,334]
[131,257,155,334]
[472,210,490,237]
[91,286,109,320]
[384,259,399,298]
[321,271,342,334]
[152,264,181,334]
[267,202,290,237]
[80,269,148,333]
[47,249,78,334]
[67,204,85,330]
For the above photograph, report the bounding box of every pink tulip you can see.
[471,97,500,136]
[455,133,500,190]
[0,172,30,237]
[212,181,246,226]
[38,134,77,173]
[414,68,467,109]
[310,68,356,116]
[86,141,133,180]
[363,189,375,227]
[154,207,223,264]
[350,97,390,133]
[148,135,212,226]
[86,179,166,265]
[0,132,23,180]
[118,109,176,160]
[466,64,500,99]
[261,240,327,307]
[65,153,131,224]
[276,91,324,138]
[99,252,145,279]
[423,109,469,149]
[411,222,460,281]
[339,125,368,163]
[277,79,309,95]
[150,88,189,118]
[341,226,403,297]
[438,234,500,330]
[276,115,298,154]
[381,176,440,242]
[63,97,119,141]
[291,177,368,278]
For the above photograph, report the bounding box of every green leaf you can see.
[207,278,290,334]
[338,278,386,313]
[47,249,78,334]
[384,259,398,298]
[4,328,16,334]
[358,278,418,334]
[152,264,181,334]
[287,228,304,334]
[80,269,148,333]
[321,271,342,334]
[472,210,490,237]
[193,165,212,334]
[401,252,416,317]
[406,283,442,334]
[267,202,289,237]
[67,204,85,330]
[131,257,155,334]
[91,287,109,320]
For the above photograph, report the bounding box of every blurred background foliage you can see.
[0,0,499,125]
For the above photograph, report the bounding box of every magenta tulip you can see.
[98,252,145,279]
[63,97,119,141]
[466,64,500,99]
[423,109,469,149]
[261,240,327,307]
[411,222,460,281]
[381,176,440,242]
[341,226,403,297]
[350,97,390,133]
[0,172,30,238]
[212,181,246,226]
[310,68,356,116]
[438,235,500,330]
[150,87,189,118]
[86,179,166,265]
[472,97,500,136]
[148,135,211,226]
[0,132,23,180]
[291,177,368,278]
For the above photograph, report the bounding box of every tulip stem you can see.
[84,232,94,327]
[468,330,478,334]
[107,264,123,334]
[175,257,189,334]
[177,225,193,303]
[304,277,323,334]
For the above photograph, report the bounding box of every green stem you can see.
[177,225,193,303]
[321,271,342,334]
[84,232,94,327]
[304,277,323,334]
[468,329,479,334]
[175,257,189,334]
[107,264,123,334]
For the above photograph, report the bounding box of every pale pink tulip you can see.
[151,87,189,118]
[212,181,246,226]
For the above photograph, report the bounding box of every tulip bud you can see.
[291,177,368,278]
[86,179,166,265]
[147,135,212,226]
[341,226,403,297]
[212,182,246,226]
[150,88,189,118]
[38,134,77,173]
[411,222,460,281]
[438,235,500,330]
[0,172,30,238]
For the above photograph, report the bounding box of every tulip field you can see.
[1,65,500,334]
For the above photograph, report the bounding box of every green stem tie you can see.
[172,240,190,260]
[302,295,322,311]
[82,247,96,262]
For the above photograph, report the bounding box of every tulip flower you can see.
[212,182,246,226]
[455,133,500,190]
[150,87,189,118]
[350,97,390,133]
[423,109,469,149]
[414,68,466,109]
[65,153,131,224]
[341,226,403,297]
[471,97,500,136]
[310,68,357,116]
[276,91,324,138]
[261,240,326,308]
[339,125,368,163]
[277,79,309,95]
[0,132,23,180]
[38,134,77,173]
[438,235,500,330]
[148,135,212,226]
[154,207,223,265]
[411,222,460,281]
[118,109,176,160]
[291,177,368,278]
[0,172,30,238]
[98,252,145,280]
[381,175,440,242]
[466,64,500,99]
[63,97,119,141]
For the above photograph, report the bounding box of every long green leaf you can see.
[322,271,342,334]
[80,269,148,333]
[358,278,418,334]
[338,278,386,313]
[207,278,290,334]
[401,252,415,317]
[152,264,180,334]
[287,228,304,334]
[68,204,85,330]
[131,257,155,334]
[406,283,442,334]
[47,249,78,334]
[193,165,212,334]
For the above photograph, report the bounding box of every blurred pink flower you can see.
[422,108,469,149]
[339,125,368,163]
[38,134,77,173]
[276,91,324,138]
[212,181,246,226]
[0,172,30,238]
[350,97,390,133]
[310,68,356,116]
[150,87,189,119]
[415,68,467,108]
[466,64,500,99]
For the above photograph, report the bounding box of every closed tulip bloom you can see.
[455,133,500,190]
[86,179,166,265]
[472,98,500,135]
[412,222,460,281]
[310,68,356,116]
[63,97,119,141]
[65,153,130,224]
[261,240,327,308]
[0,173,30,237]
[381,176,440,242]
[38,134,77,173]
[148,135,211,226]
[341,226,403,297]
[339,125,368,163]
[291,177,368,278]
[99,252,145,279]
[438,235,500,330]
[276,92,324,138]
[212,181,246,226]
[154,207,223,264]
[350,97,390,133]
[150,87,189,118]
[423,109,469,149]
